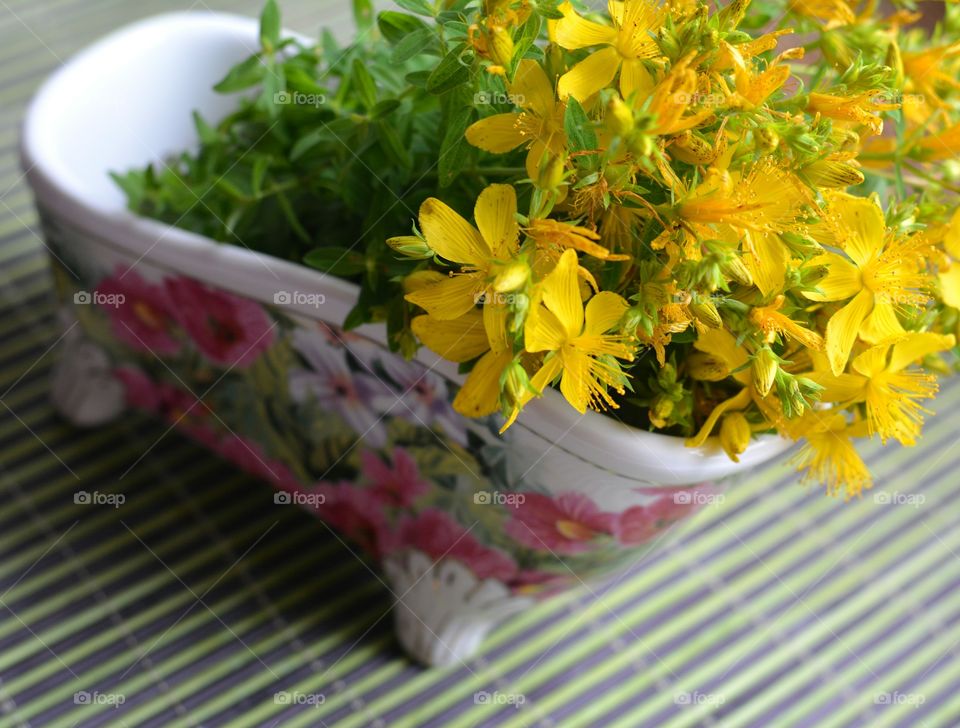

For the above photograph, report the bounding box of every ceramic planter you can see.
[21,13,791,667]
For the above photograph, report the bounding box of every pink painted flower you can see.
[95,267,180,354]
[315,481,396,558]
[397,509,517,581]
[215,433,301,490]
[505,492,617,555]
[165,277,275,368]
[115,365,221,447]
[359,448,429,508]
[115,366,162,411]
[614,487,715,545]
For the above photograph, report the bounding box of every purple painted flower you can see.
[376,357,466,445]
[95,267,180,354]
[165,277,275,368]
[288,329,391,447]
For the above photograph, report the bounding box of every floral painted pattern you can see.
[53,259,719,598]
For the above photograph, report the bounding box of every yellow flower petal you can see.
[474,184,519,259]
[805,371,867,402]
[618,0,662,59]
[825,288,873,375]
[464,113,526,153]
[404,273,483,320]
[745,231,789,296]
[850,342,890,379]
[525,306,568,352]
[858,301,904,345]
[804,252,862,302]
[554,9,617,50]
[509,59,556,119]
[826,192,885,267]
[411,311,490,363]
[619,58,654,99]
[939,264,960,309]
[887,332,956,373]
[558,46,620,101]
[453,350,514,417]
[686,388,752,448]
[584,291,628,335]
[559,349,592,413]
[693,328,749,382]
[483,301,510,353]
[419,197,489,265]
[944,208,960,260]
[541,248,584,338]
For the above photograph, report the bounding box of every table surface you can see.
[2,2,960,727]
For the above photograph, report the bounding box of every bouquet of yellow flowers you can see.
[123,0,960,498]
[391,0,960,498]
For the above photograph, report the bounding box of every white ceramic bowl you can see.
[21,12,791,666]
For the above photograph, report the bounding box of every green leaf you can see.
[213,55,265,93]
[260,0,281,51]
[510,15,542,78]
[395,0,435,17]
[377,11,427,44]
[371,98,402,118]
[426,44,471,94]
[391,28,434,64]
[351,59,378,110]
[564,96,597,153]
[251,157,269,198]
[376,121,412,168]
[303,247,368,276]
[405,70,432,88]
[353,0,374,33]
[438,105,474,187]
[192,111,218,145]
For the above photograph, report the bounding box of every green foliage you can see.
[115,0,525,338]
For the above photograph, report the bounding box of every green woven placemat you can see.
[2,2,960,726]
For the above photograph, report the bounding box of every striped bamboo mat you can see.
[3,2,960,726]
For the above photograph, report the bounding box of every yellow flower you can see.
[555,0,664,101]
[503,249,635,426]
[937,209,960,309]
[804,193,931,375]
[525,217,629,261]
[788,0,855,29]
[719,410,752,462]
[749,295,824,350]
[673,160,810,295]
[412,304,515,417]
[727,46,798,109]
[790,412,872,499]
[901,42,960,124]
[464,60,566,180]
[686,328,786,447]
[806,332,955,446]
[807,91,897,136]
[914,121,960,161]
[404,184,521,320]
[636,55,717,135]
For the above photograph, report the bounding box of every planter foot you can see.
[51,329,126,427]
[383,550,532,668]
